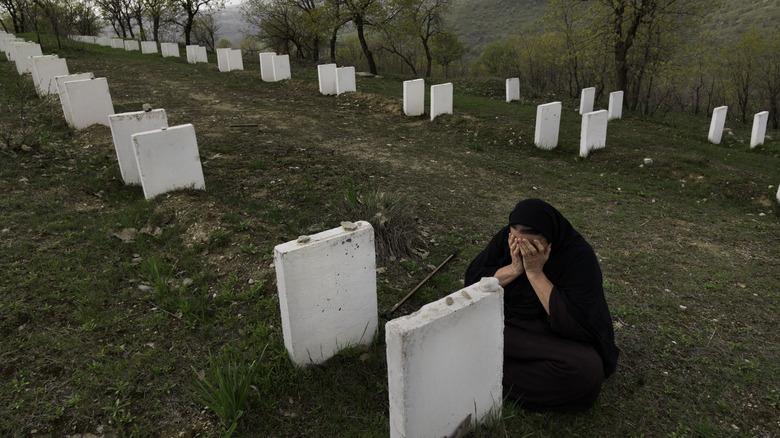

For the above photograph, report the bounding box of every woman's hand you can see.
[508,232,524,276]
[519,237,551,275]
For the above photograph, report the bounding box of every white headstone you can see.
[608,90,623,120]
[534,101,562,150]
[708,106,728,144]
[430,82,453,121]
[259,52,276,82]
[218,48,244,72]
[30,55,68,97]
[403,78,425,117]
[140,41,158,54]
[55,72,95,126]
[110,38,124,49]
[98,37,112,47]
[12,42,42,74]
[318,63,338,95]
[132,124,206,199]
[273,221,378,367]
[580,109,609,158]
[777,185,780,204]
[579,87,595,115]
[750,111,769,148]
[124,40,139,51]
[5,40,26,62]
[386,278,504,438]
[506,77,520,103]
[61,77,115,129]
[0,35,22,57]
[161,43,179,57]
[108,109,169,185]
[272,54,291,81]
[336,66,356,95]
[217,48,231,72]
[186,45,208,64]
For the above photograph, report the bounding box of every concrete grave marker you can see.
[186,45,208,64]
[259,52,276,82]
[141,41,158,54]
[108,109,169,185]
[273,221,378,367]
[61,77,115,129]
[608,91,623,120]
[0,35,23,58]
[132,124,206,199]
[579,86,595,115]
[110,38,124,49]
[336,66,356,95]
[217,48,231,72]
[161,43,179,57]
[217,48,243,72]
[124,40,139,51]
[580,109,609,158]
[708,106,728,144]
[386,277,504,438]
[272,54,291,81]
[534,101,562,150]
[30,55,68,96]
[318,63,338,95]
[98,37,111,47]
[506,77,520,103]
[5,40,27,62]
[750,111,769,148]
[12,42,42,74]
[430,82,453,121]
[403,78,425,117]
[55,72,95,126]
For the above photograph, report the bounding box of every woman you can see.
[465,199,619,412]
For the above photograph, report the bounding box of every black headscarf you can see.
[465,199,619,377]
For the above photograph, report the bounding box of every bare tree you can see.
[173,0,223,46]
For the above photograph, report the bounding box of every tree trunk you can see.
[330,28,338,63]
[354,17,377,75]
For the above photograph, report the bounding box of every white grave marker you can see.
[217,48,244,72]
[12,42,42,74]
[336,66,356,95]
[403,78,425,117]
[430,82,453,121]
[273,221,378,367]
[534,101,562,150]
[55,72,95,126]
[217,48,231,72]
[161,43,179,57]
[110,38,124,49]
[386,277,504,438]
[579,86,595,115]
[132,124,206,199]
[580,109,609,158]
[272,54,291,81]
[108,109,169,185]
[124,40,139,51]
[141,41,158,54]
[61,77,115,129]
[750,111,769,148]
[506,77,520,103]
[186,45,208,64]
[608,90,623,120]
[708,106,728,144]
[259,52,276,82]
[318,63,338,95]
[30,55,68,96]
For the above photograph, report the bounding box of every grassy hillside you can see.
[1,34,779,437]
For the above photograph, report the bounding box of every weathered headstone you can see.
[386,277,504,438]
[217,48,244,72]
[140,41,158,54]
[708,106,728,144]
[186,45,208,64]
[30,55,68,97]
[403,78,425,117]
[12,42,42,74]
[580,109,609,158]
[110,38,124,49]
[534,101,562,150]
[318,63,338,95]
[506,77,520,103]
[750,111,769,148]
[608,90,623,120]
[217,48,231,72]
[272,54,291,81]
[273,221,378,366]
[0,35,22,58]
[61,77,115,129]
[132,124,206,199]
[124,40,139,51]
[579,86,595,115]
[430,82,453,121]
[259,52,276,82]
[55,72,95,126]
[108,109,169,185]
[161,43,179,57]
[336,66,356,95]
[98,37,112,47]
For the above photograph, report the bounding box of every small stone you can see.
[21,144,33,152]
[296,235,311,244]
[461,290,472,300]
[138,284,152,292]
[182,278,193,286]
[478,277,500,292]
[643,158,653,165]
[445,297,454,305]
[142,103,152,112]
[248,279,254,285]
[341,221,358,231]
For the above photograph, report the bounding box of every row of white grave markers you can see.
[401,78,454,121]
[273,222,503,437]
[709,106,769,148]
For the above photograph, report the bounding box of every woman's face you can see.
[510,225,549,247]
